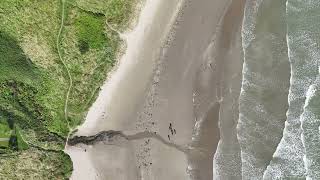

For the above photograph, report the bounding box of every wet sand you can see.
[212,0,245,178]
[66,0,246,179]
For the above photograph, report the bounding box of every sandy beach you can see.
[65,0,183,179]
[66,0,246,179]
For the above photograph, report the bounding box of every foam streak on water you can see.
[263,0,320,179]
[237,0,290,179]
[301,78,320,179]
[288,1,320,179]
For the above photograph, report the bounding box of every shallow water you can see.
[238,0,290,179]
[235,0,320,179]
[301,77,320,179]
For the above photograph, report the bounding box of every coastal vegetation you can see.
[0,0,139,178]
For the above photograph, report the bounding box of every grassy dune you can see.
[0,0,138,179]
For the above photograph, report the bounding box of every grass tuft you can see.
[75,11,106,51]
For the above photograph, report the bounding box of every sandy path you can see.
[66,0,246,179]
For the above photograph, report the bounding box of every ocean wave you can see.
[301,78,320,179]
[237,0,290,179]
[264,0,320,179]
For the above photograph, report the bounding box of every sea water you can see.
[237,0,290,179]
[235,0,320,179]
[264,0,320,179]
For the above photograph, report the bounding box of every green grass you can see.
[0,32,40,83]
[75,11,106,52]
[74,0,138,29]
[0,122,11,138]
[105,0,137,27]
[0,149,73,179]
[61,7,121,128]
[0,141,9,147]
[0,119,11,149]
[0,0,139,179]
[0,32,55,144]
[16,127,29,150]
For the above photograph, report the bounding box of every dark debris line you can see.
[67,130,187,153]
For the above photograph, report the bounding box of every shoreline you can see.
[65,0,245,179]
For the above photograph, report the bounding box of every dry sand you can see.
[66,0,246,179]
[65,0,183,179]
